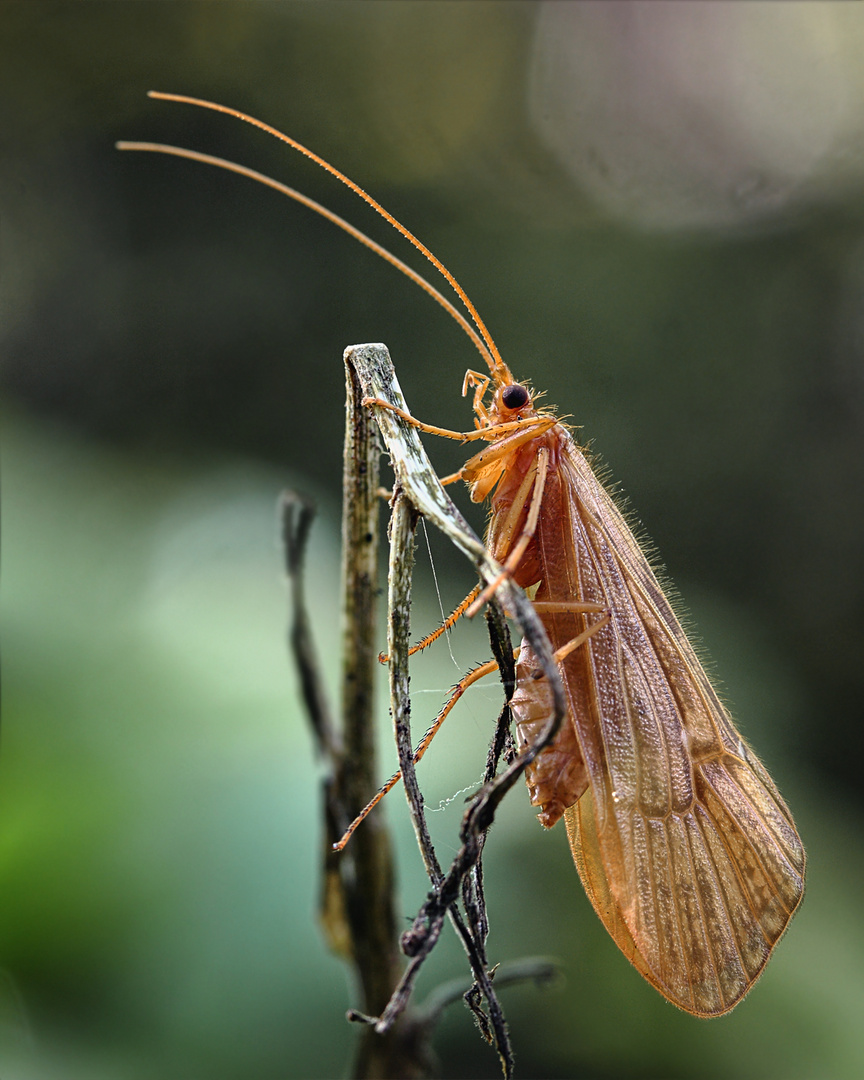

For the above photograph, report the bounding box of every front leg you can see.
[363,396,557,445]
[361,397,485,442]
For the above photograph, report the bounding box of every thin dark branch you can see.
[415,959,561,1030]
[386,492,443,885]
[375,489,497,1057]
[338,357,424,1080]
[281,491,340,761]
[287,356,430,1079]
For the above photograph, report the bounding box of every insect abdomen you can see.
[511,639,589,828]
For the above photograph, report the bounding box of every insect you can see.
[118,94,805,1017]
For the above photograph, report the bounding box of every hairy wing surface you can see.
[533,432,804,1015]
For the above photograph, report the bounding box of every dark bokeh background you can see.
[3,3,864,1078]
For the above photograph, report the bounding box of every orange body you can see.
[463,382,805,1016]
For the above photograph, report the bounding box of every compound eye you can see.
[501,384,530,410]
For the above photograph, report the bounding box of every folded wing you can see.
[535,437,804,1015]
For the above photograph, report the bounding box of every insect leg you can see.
[437,469,467,487]
[361,398,483,441]
[439,419,554,489]
[459,417,559,491]
[336,614,610,851]
[466,449,550,616]
[550,613,611,665]
[462,369,492,426]
[332,654,508,851]
[363,396,558,445]
[532,601,607,614]
[378,584,482,662]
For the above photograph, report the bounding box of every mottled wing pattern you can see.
[537,434,804,1016]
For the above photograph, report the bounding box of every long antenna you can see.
[115,141,492,367]
[117,92,514,384]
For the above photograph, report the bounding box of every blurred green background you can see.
[3,2,864,1077]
